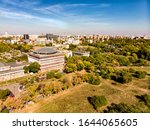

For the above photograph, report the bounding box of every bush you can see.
[103,103,140,113]
[65,63,77,73]
[136,94,150,107]
[28,62,41,73]
[24,62,41,73]
[83,73,101,85]
[134,71,147,79]
[55,72,63,79]
[0,89,11,100]
[88,96,107,110]
[46,70,55,79]
[1,107,9,113]
[114,70,132,83]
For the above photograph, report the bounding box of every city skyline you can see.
[0,0,150,35]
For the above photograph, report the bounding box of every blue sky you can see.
[0,0,149,35]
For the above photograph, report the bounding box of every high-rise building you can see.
[23,34,29,40]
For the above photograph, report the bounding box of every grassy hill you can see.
[21,76,150,113]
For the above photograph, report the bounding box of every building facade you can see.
[28,47,65,71]
[0,62,28,81]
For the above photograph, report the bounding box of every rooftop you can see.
[33,47,57,55]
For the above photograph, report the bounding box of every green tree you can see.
[0,89,11,100]
[88,96,107,110]
[104,103,140,113]
[23,66,29,73]
[28,62,41,73]
[77,60,85,71]
[46,70,55,79]
[134,71,147,79]
[55,72,63,79]
[65,63,77,73]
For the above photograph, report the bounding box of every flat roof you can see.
[0,68,24,75]
[6,62,29,67]
[33,47,57,54]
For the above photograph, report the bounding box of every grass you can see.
[21,75,150,113]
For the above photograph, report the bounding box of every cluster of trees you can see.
[16,54,28,62]
[81,38,150,67]
[104,94,150,113]
[23,62,41,73]
[68,44,77,51]
[65,56,94,73]
[103,103,140,113]
[99,67,147,84]
[0,43,10,53]
[83,73,101,85]
[0,43,30,63]
[11,43,32,52]
[46,70,63,79]
[0,43,32,53]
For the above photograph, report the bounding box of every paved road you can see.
[0,83,21,97]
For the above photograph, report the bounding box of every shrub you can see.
[134,71,147,79]
[55,72,63,79]
[83,73,101,85]
[24,62,41,73]
[46,70,55,79]
[0,89,11,100]
[65,63,77,73]
[88,96,107,110]
[72,75,82,86]
[1,107,9,113]
[28,62,41,73]
[136,94,150,107]
[77,60,85,71]
[114,70,132,83]
[103,103,140,113]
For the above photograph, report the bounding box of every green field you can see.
[21,76,150,113]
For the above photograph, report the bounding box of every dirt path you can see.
[0,83,20,97]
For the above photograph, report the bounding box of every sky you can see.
[0,0,150,35]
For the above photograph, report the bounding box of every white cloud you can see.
[0,8,66,28]
[1,0,40,8]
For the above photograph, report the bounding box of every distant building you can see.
[73,51,90,57]
[144,35,150,40]
[23,34,29,40]
[0,62,28,81]
[28,47,65,71]
[59,50,72,58]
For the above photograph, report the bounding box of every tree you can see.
[88,96,107,110]
[68,44,77,51]
[65,63,77,73]
[134,71,147,79]
[46,70,55,79]
[83,73,101,85]
[114,70,132,84]
[77,60,85,71]
[103,103,140,113]
[17,54,28,62]
[28,62,41,73]
[0,89,11,100]
[136,94,150,107]
[83,61,93,72]
[23,66,29,73]
[55,72,63,79]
